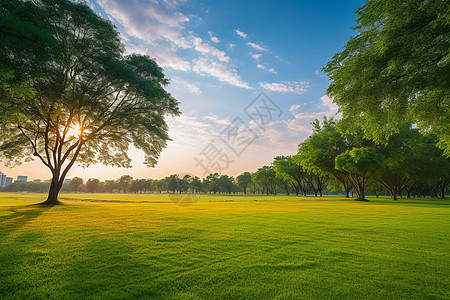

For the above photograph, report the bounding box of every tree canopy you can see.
[335,147,384,201]
[0,0,180,204]
[324,0,450,155]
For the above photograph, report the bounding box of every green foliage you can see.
[323,0,450,154]
[335,147,384,200]
[252,166,278,195]
[0,0,180,203]
[236,172,252,194]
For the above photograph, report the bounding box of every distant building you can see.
[16,176,27,183]
[5,177,13,186]
[0,173,6,186]
[33,179,41,183]
[64,178,71,183]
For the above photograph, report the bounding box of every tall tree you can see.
[335,147,384,201]
[0,0,180,204]
[236,172,252,194]
[273,156,308,196]
[252,166,278,195]
[295,117,368,197]
[324,0,450,155]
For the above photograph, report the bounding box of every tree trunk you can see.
[441,184,446,199]
[42,174,61,205]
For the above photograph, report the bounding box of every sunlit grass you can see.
[0,193,449,299]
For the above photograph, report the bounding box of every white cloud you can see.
[250,53,262,60]
[236,29,248,39]
[95,0,192,71]
[193,57,254,89]
[257,64,265,70]
[245,95,339,153]
[207,31,220,43]
[97,0,190,48]
[259,81,310,95]
[289,104,301,112]
[228,43,236,50]
[125,42,190,71]
[170,77,201,95]
[192,37,229,62]
[247,42,267,51]
[268,68,277,74]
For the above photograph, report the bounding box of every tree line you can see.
[3,119,448,200]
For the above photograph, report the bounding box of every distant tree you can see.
[190,176,203,193]
[324,0,450,155]
[335,147,384,201]
[296,117,360,197]
[218,175,234,194]
[86,178,100,193]
[118,175,133,193]
[67,177,83,193]
[273,156,308,196]
[153,179,166,193]
[0,0,180,205]
[206,173,220,194]
[166,174,179,193]
[252,166,278,195]
[236,172,252,194]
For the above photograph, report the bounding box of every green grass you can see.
[0,193,449,299]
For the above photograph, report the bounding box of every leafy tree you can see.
[0,0,180,205]
[67,177,83,193]
[86,178,100,193]
[324,0,450,154]
[273,156,308,196]
[205,173,220,194]
[118,175,133,193]
[296,117,357,197]
[335,147,384,201]
[218,175,234,194]
[165,175,178,193]
[252,166,278,195]
[236,172,252,194]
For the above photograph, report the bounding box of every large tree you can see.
[236,172,252,194]
[273,156,309,196]
[324,0,450,155]
[0,0,180,204]
[296,117,372,197]
[335,147,384,201]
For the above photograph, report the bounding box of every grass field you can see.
[0,193,449,299]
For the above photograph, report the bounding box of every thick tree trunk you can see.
[440,185,446,199]
[42,175,61,205]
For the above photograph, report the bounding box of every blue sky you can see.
[2,0,365,181]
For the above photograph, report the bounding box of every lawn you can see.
[0,193,449,299]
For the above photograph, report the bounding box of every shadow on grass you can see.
[0,204,52,238]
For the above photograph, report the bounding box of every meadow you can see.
[0,193,449,299]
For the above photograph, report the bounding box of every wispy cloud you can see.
[257,64,265,70]
[236,29,248,39]
[207,31,220,43]
[193,57,253,89]
[250,53,262,60]
[170,77,201,95]
[247,42,268,51]
[259,81,310,94]
[192,37,229,62]
[246,95,339,153]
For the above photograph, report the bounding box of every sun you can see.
[66,124,83,138]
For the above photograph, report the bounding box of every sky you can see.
[1,0,365,181]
